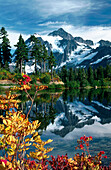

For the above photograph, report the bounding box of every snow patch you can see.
[41,35,64,53]
[46,112,65,131]
[90,55,111,65]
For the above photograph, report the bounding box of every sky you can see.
[0,0,111,48]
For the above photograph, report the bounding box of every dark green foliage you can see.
[59,65,111,88]
[30,35,43,74]
[14,34,28,73]
[67,81,80,89]
[40,73,51,84]
[68,68,74,81]
[42,44,48,73]
[88,66,94,84]
[54,84,63,90]
[97,65,104,80]
[13,73,23,81]
[105,64,111,79]
[94,69,98,80]
[0,27,12,70]
[80,78,89,87]
[60,65,68,84]
[48,51,56,80]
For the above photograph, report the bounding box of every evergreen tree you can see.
[42,44,48,73]
[68,68,74,81]
[14,34,28,74]
[0,27,12,70]
[105,64,111,79]
[77,68,83,81]
[30,35,43,74]
[0,44,2,66]
[60,65,68,84]
[79,68,89,87]
[94,68,98,80]
[48,51,56,80]
[97,66,104,80]
[87,66,94,85]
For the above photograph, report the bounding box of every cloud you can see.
[1,0,111,47]
[0,0,111,35]
[37,21,111,43]
[38,21,67,27]
[0,0,96,19]
[7,24,111,51]
[34,0,92,17]
[62,25,111,42]
[7,30,30,49]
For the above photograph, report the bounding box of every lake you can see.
[20,88,111,166]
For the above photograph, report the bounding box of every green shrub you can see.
[67,81,80,88]
[92,80,101,87]
[14,73,23,81]
[55,84,63,89]
[48,83,56,89]
[40,73,51,84]
[80,79,89,87]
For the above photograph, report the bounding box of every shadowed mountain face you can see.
[24,28,111,73]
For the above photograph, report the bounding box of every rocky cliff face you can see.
[48,28,74,40]
[99,40,111,47]
[24,28,111,73]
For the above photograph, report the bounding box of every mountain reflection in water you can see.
[22,88,111,166]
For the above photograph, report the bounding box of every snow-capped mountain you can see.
[24,28,111,73]
[47,28,111,69]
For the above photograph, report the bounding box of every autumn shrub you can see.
[0,75,53,169]
[0,74,110,169]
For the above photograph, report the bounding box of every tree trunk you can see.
[20,58,22,74]
[35,59,37,75]
[51,66,53,81]
[44,61,46,73]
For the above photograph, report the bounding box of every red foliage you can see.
[48,154,70,170]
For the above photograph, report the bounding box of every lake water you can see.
[20,88,111,166]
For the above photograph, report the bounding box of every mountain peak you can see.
[98,39,111,46]
[48,28,74,40]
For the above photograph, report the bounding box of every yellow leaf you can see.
[45,139,53,144]
[26,154,30,158]
[3,119,7,125]
[25,138,30,142]
[5,126,11,132]
[2,161,6,167]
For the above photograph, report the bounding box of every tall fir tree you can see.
[60,65,68,83]
[105,64,111,79]
[0,44,2,67]
[97,66,104,80]
[42,44,48,73]
[94,68,98,80]
[48,51,56,80]
[0,27,12,70]
[30,35,43,74]
[68,68,74,81]
[14,34,28,74]
[87,66,94,85]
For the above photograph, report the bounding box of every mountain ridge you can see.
[24,28,111,73]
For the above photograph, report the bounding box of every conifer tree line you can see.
[0,27,56,75]
[59,65,111,87]
[0,26,111,87]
